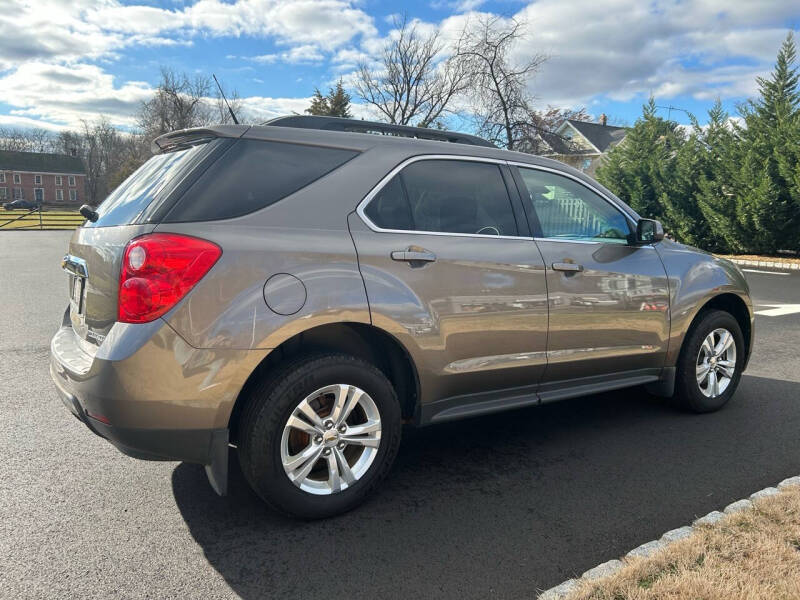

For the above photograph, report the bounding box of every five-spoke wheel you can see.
[238,354,401,519]
[695,328,737,398]
[280,384,382,495]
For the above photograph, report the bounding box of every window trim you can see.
[357,155,533,240]
[55,189,63,202]
[55,175,63,186]
[34,187,44,202]
[68,175,76,186]
[0,187,6,199]
[13,173,20,184]
[0,173,5,183]
[69,189,77,202]
[34,174,42,185]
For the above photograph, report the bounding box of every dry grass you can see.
[717,254,800,266]
[564,485,800,600]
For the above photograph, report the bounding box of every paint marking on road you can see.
[742,268,790,275]
[754,304,800,317]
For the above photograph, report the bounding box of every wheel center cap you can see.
[710,357,717,365]
[323,430,339,446]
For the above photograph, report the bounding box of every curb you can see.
[537,475,800,599]
[723,257,800,271]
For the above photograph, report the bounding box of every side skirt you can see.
[419,368,665,426]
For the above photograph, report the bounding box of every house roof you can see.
[0,150,85,174]
[564,119,627,153]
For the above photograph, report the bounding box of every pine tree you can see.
[597,98,705,245]
[305,81,352,118]
[695,100,743,252]
[305,89,330,116]
[732,32,800,253]
[326,81,352,118]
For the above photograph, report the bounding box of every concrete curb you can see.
[537,475,800,599]
[723,257,800,271]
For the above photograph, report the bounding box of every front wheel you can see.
[674,309,745,413]
[238,354,401,519]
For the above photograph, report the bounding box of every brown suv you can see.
[50,116,753,518]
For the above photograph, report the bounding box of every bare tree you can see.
[455,15,547,150]
[213,77,245,125]
[138,68,214,138]
[354,15,470,127]
[0,127,56,153]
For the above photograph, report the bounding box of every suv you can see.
[51,116,753,518]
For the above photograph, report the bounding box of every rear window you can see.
[86,141,213,228]
[161,139,359,222]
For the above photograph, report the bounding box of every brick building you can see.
[0,150,86,206]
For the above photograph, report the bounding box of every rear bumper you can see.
[49,311,268,466]
[51,366,222,462]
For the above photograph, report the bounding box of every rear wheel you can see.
[238,354,401,518]
[674,309,744,413]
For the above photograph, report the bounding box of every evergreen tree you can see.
[305,89,330,116]
[305,81,352,118]
[731,32,800,253]
[695,100,743,252]
[326,81,352,118]
[597,98,704,245]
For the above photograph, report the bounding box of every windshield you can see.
[85,141,213,228]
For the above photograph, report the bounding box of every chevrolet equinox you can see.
[51,116,753,518]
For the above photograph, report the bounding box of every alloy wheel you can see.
[280,384,382,495]
[695,328,737,398]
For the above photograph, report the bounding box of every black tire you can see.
[238,353,401,519]
[674,309,745,413]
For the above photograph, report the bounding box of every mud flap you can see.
[205,429,229,496]
[645,366,676,397]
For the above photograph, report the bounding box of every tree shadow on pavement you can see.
[171,374,800,600]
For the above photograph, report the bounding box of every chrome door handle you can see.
[391,250,437,263]
[552,262,583,272]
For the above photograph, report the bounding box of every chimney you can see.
[599,113,607,126]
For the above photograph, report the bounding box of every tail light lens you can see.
[118,233,221,324]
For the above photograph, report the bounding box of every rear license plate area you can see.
[70,274,86,315]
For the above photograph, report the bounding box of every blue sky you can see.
[0,0,798,134]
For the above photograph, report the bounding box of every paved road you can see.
[2,231,799,599]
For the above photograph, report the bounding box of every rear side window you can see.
[163,139,358,222]
[87,141,213,228]
[364,159,518,236]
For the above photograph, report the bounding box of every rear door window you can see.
[364,159,518,236]
[162,139,358,222]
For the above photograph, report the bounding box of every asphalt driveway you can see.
[2,231,799,599]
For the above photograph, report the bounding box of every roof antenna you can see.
[212,74,239,125]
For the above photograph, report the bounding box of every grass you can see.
[561,484,800,600]
[716,253,800,265]
[0,208,85,230]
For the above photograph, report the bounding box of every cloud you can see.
[0,62,153,129]
[511,0,796,107]
[243,44,326,65]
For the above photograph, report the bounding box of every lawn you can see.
[560,484,800,599]
[0,208,85,230]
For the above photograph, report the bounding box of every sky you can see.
[0,0,798,134]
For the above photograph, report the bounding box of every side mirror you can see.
[635,218,664,244]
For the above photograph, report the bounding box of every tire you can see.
[238,353,402,519]
[674,309,745,413]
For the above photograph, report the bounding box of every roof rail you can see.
[262,115,495,148]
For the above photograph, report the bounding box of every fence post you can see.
[39,205,43,230]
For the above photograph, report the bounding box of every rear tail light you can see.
[118,233,221,324]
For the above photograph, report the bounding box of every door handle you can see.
[552,262,584,272]
[391,250,437,263]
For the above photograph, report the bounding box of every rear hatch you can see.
[64,136,224,346]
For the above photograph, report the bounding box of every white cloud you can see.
[512,0,796,107]
[0,62,153,129]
